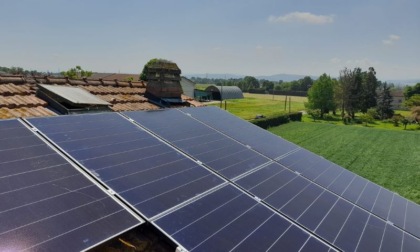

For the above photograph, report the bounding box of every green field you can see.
[208,93,307,120]
[269,122,420,203]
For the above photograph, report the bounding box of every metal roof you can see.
[38,84,110,105]
[205,85,244,100]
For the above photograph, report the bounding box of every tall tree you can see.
[376,82,394,119]
[359,67,379,113]
[404,83,420,99]
[306,73,336,118]
[339,67,363,119]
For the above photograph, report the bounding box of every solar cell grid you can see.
[0,119,142,251]
[28,113,225,219]
[154,185,334,252]
[124,110,271,179]
[179,106,299,159]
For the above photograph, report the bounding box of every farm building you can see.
[180,76,196,98]
[204,85,244,100]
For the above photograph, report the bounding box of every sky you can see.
[0,0,419,81]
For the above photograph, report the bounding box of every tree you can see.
[404,83,420,99]
[338,68,363,119]
[243,76,259,90]
[306,73,336,118]
[61,66,92,79]
[307,109,321,121]
[404,94,420,108]
[376,82,394,119]
[359,67,379,113]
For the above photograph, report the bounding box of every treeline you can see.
[0,66,49,76]
[190,76,314,93]
[307,67,420,123]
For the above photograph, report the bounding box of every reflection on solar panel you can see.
[235,162,419,251]
[154,185,334,252]
[0,119,142,251]
[179,106,300,159]
[19,108,420,251]
[124,109,270,179]
[28,113,224,219]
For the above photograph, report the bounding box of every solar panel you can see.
[0,119,142,251]
[27,113,224,219]
[235,162,420,251]
[154,185,335,252]
[123,109,270,179]
[179,107,420,241]
[179,106,300,159]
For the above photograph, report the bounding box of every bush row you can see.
[251,112,302,129]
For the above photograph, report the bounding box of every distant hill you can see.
[184,73,317,82]
[385,79,420,86]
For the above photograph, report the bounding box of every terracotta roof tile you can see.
[0,84,32,96]
[0,75,201,119]
[0,106,55,119]
[96,94,148,104]
[111,102,159,111]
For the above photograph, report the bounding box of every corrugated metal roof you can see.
[205,85,244,100]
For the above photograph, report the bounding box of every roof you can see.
[205,85,244,99]
[0,75,202,119]
[90,73,140,81]
[38,84,111,105]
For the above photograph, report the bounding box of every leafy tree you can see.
[401,117,410,130]
[376,82,394,119]
[359,67,379,113]
[306,73,336,118]
[404,83,420,99]
[260,79,274,91]
[338,68,363,119]
[299,76,313,91]
[244,76,259,89]
[404,94,420,108]
[61,66,92,79]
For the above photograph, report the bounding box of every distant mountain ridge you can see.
[184,73,419,86]
[184,73,317,82]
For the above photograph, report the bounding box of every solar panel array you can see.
[0,119,142,251]
[2,106,417,251]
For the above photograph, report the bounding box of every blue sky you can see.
[0,0,419,80]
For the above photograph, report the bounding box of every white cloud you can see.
[268,12,334,25]
[382,34,400,45]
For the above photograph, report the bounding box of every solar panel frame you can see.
[178,107,420,241]
[0,118,143,252]
[27,113,226,220]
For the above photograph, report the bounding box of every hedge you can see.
[251,112,302,129]
[270,90,307,97]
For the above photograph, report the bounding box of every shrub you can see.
[252,112,302,129]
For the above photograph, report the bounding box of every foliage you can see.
[0,66,46,76]
[269,122,420,203]
[338,67,363,119]
[401,117,410,130]
[404,83,420,99]
[392,114,403,127]
[139,58,160,81]
[359,67,379,113]
[404,94,420,108]
[376,82,394,119]
[61,66,92,79]
[307,108,321,122]
[252,112,302,129]
[359,109,376,126]
[306,73,336,118]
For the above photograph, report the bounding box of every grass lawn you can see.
[207,93,307,120]
[269,122,420,204]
